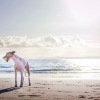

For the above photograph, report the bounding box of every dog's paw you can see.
[15,85,17,87]
[20,85,23,87]
[29,83,31,86]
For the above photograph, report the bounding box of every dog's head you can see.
[3,51,15,62]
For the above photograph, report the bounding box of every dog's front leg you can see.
[20,70,24,87]
[15,70,17,87]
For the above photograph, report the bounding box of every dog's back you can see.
[13,54,27,68]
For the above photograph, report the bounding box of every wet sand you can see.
[0,75,100,100]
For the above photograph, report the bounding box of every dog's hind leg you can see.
[20,70,24,87]
[25,63,31,86]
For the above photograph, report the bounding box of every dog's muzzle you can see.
[3,56,8,62]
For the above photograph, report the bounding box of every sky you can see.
[0,0,100,57]
[0,0,100,42]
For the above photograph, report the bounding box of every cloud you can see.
[0,35,100,48]
[0,37,5,47]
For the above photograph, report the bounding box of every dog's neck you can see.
[11,54,19,63]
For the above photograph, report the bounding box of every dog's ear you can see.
[11,51,16,54]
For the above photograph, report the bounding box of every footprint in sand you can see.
[94,99,100,100]
[88,97,94,99]
[78,95,86,98]
[57,81,62,82]
[18,95,25,97]
[93,88,100,90]
[28,95,41,97]
[18,94,41,97]
[33,87,45,88]
[57,91,61,92]
[35,83,41,85]
[88,97,100,100]
[84,92,88,93]
[41,92,45,94]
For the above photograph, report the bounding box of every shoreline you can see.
[0,73,100,80]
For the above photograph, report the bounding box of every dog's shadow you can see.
[0,87,20,94]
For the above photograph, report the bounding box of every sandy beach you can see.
[0,74,100,100]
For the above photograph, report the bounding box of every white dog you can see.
[3,51,31,87]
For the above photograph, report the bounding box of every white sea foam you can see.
[0,58,100,73]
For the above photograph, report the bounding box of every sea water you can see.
[0,58,100,79]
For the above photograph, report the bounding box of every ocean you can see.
[0,58,100,79]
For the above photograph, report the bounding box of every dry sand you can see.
[0,74,100,100]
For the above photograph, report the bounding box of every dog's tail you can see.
[24,62,30,77]
[24,70,28,77]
